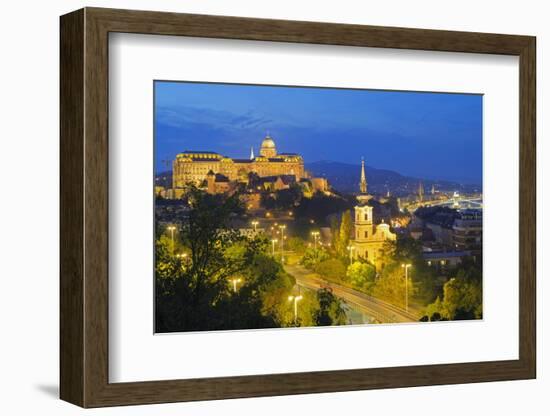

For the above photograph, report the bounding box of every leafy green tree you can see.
[287,236,306,254]
[260,184,302,210]
[371,262,414,308]
[313,288,348,326]
[314,258,347,282]
[301,247,330,269]
[155,186,291,332]
[422,265,482,321]
[330,215,340,253]
[295,193,352,225]
[378,237,438,304]
[338,210,352,258]
[346,261,376,292]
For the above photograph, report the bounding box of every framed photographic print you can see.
[60,7,536,407]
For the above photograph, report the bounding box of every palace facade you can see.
[172,135,305,189]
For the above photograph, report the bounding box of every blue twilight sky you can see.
[154,81,482,184]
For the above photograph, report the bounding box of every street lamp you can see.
[288,294,303,326]
[279,225,286,262]
[311,231,320,251]
[176,253,188,268]
[271,239,278,256]
[401,263,412,312]
[167,225,176,253]
[347,245,355,264]
[251,220,259,232]
[230,277,242,293]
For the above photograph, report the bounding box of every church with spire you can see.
[350,157,396,267]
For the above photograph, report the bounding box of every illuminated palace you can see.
[172,135,306,188]
[351,158,396,267]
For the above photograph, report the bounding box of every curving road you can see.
[284,263,420,324]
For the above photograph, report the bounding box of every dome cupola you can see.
[259,134,277,158]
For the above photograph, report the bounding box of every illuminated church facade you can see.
[351,158,396,267]
[172,135,305,188]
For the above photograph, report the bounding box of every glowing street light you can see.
[401,263,412,312]
[279,225,287,262]
[230,277,242,293]
[167,225,176,253]
[288,294,303,325]
[271,239,278,256]
[251,220,259,232]
[176,253,188,269]
[311,231,320,250]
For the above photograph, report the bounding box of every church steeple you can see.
[360,157,367,194]
[418,181,424,202]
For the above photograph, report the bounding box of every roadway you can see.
[283,263,420,324]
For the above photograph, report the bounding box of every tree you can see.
[346,261,376,292]
[330,215,340,253]
[247,172,261,189]
[156,186,291,332]
[301,247,330,269]
[338,210,352,257]
[423,266,482,321]
[313,288,347,326]
[314,258,347,282]
[295,193,352,225]
[378,237,438,304]
[371,262,414,308]
[287,236,306,254]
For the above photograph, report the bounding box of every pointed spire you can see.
[360,157,367,194]
[250,146,255,160]
[418,181,424,202]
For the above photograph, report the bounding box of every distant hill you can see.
[305,160,480,196]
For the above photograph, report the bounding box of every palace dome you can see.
[261,136,276,149]
[260,135,277,157]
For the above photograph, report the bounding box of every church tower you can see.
[350,156,396,264]
[418,181,424,202]
[360,157,367,194]
[357,157,372,204]
[354,204,375,243]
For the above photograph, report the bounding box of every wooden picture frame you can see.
[60,7,536,408]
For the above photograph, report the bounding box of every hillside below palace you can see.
[172,135,306,189]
